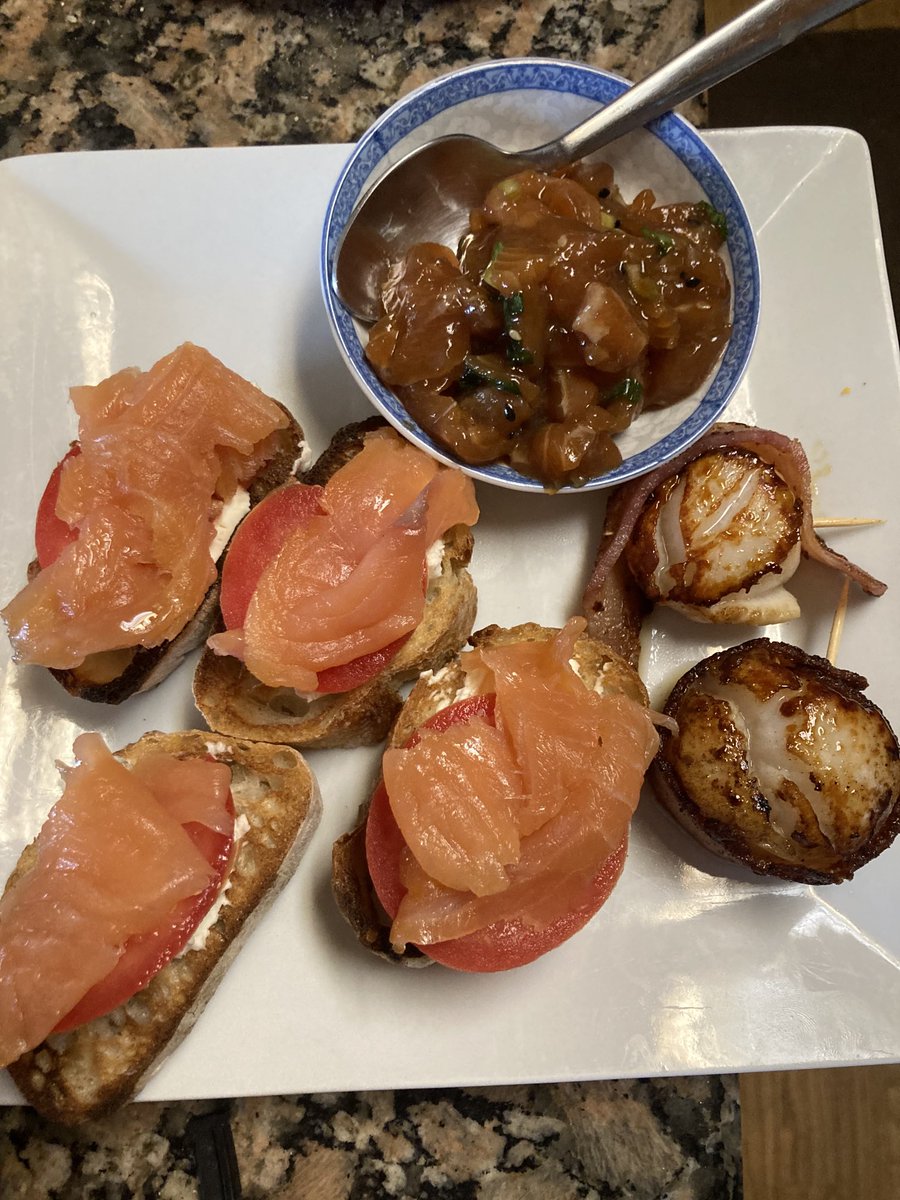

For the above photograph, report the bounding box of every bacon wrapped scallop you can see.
[582,424,886,667]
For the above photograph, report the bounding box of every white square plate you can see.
[1,129,899,1105]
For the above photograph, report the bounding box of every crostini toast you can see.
[333,620,652,968]
[4,344,307,705]
[193,418,478,750]
[6,730,321,1125]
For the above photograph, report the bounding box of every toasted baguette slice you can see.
[6,730,321,1126]
[33,403,306,705]
[332,621,648,966]
[193,418,478,750]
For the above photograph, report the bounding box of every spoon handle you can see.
[528,0,869,168]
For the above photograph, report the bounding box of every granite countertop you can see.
[3,1078,740,1198]
[0,0,704,154]
[0,3,739,1198]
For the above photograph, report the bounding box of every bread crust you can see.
[332,622,648,966]
[37,402,306,705]
[193,419,478,750]
[6,730,321,1125]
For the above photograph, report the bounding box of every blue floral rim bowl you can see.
[320,58,760,493]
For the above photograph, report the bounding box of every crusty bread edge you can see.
[391,621,649,748]
[40,401,306,705]
[332,621,649,967]
[193,419,478,750]
[7,730,322,1125]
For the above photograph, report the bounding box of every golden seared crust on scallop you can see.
[651,639,900,884]
[7,732,321,1126]
[332,621,649,964]
[624,448,803,612]
[193,421,478,751]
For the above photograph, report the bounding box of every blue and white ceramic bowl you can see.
[321,58,760,493]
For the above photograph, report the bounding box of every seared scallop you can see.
[624,448,803,624]
[652,639,900,883]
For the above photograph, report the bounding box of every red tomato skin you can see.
[314,633,413,694]
[421,840,626,973]
[415,693,496,738]
[52,799,235,1033]
[35,445,81,569]
[220,479,420,694]
[365,780,410,919]
[365,692,625,972]
[219,481,327,629]
[313,561,428,693]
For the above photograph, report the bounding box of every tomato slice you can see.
[365,692,625,972]
[413,693,496,738]
[314,633,413,694]
[52,799,235,1033]
[35,445,81,569]
[219,481,327,629]
[219,480,414,693]
[365,695,497,920]
[422,841,626,972]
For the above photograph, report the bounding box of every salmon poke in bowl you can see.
[321,58,760,493]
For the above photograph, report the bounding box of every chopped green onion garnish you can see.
[604,378,643,406]
[481,240,505,287]
[459,359,521,395]
[502,292,525,321]
[507,341,534,367]
[697,202,728,239]
[501,291,534,365]
[642,227,675,256]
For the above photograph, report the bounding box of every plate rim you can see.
[1,129,899,1104]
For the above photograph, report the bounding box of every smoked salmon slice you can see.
[2,344,289,670]
[383,619,659,948]
[0,733,230,1068]
[209,429,479,692]
[384,718,524,897]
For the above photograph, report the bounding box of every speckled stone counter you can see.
[0,0,705,155]
[2,1078,740,1198]
[0,2,738,1197]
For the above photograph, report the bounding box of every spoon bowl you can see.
[333,135,536,324]
[320,59,760,493]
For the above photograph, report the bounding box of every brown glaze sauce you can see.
[365,162,732,489]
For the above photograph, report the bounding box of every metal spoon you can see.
[333,0,866,322]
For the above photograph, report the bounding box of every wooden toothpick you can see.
[825,577,851,666]
[814,517,884,529]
